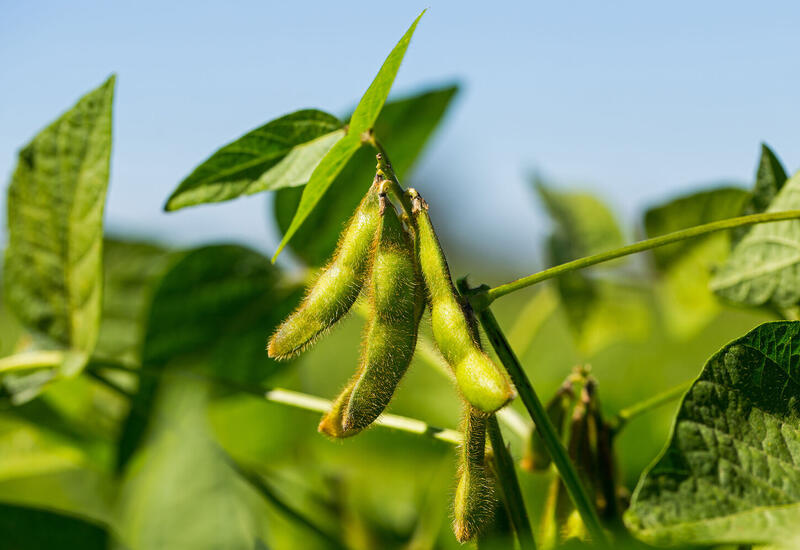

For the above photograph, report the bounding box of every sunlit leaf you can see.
[164,110,344,211]
[711,172,800,308]
[732,143,788,244]
[274,84,458,266]
[4,75,115,364]
[626,321,800,548]
[272,11,425,261]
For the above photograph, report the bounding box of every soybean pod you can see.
[268,182,381,360]
[319,191,424,437]
[409,190,514,413]
[453,406,494,542]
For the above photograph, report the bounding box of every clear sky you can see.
[2,1,799,272]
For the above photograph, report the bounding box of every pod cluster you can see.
[268,172,517,542]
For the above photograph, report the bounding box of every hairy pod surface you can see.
[268,184,381,359]
[342,195,424,432]
[453,406,494,543]
[409,191,513,413]
[318,380,358,438]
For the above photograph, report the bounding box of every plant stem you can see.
[609,380,692,433]
[486,415,536,550]
[86,369,135,399]
[367,135,414,216]
[0,350,64,373]
[88,361,463,446]
[475,306,608,546]
[483,209,800,306]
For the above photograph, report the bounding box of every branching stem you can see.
[481,209,800,307]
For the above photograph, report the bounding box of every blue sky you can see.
[2,1,799,272]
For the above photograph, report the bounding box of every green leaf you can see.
[3,75,115,361]
[626,321,800,548]
[164,110,344,211]
[535,181,646,354]
[274,84,458,266]
[348,10,425,136]
[535,180,624,262]
[272,11,425,261]
[732,143,789,244]
[116,373,269,549]
[710,171,800,308]
[116,245,300,470]
[94,238,172,364]
[644,187,749,338]
[0,503,108,549]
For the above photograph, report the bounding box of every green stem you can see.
[484,209,800,306]
[475,306,608,546]
[86,369,135,399]
[367,135,414,216]
[486,415,536,550]
[609,380,691,433]
[88,361,463,446]
[0,350,64,373]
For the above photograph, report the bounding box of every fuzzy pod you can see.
[268,183,381,360]
[521,378,575,472]
[453,406,495,543]
[318,380,358,438]
[342,195,424,433]
[409,190,514,413]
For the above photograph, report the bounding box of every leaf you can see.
[0,503,108,549]
[732,143,789,244]
[94,238,172,364]
[644,187,749,338]
[711,172,800,308]
[164,110,344,211]
[115,245,300,470]
[534,181,646,354]
[347,10,425,136]
[645,187,749,270]
[272,11,425,261]
[274,84,458,266]
[116,373,269,549]
[535,180,624,262]
[626,321,800,548]
[3,75,115,361]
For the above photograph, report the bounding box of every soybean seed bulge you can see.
[268,183,381,360]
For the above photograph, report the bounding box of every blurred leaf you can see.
[165,110,344,211]
[116,373,269,549]
[348,10,425,136]
[274,84,459,266]
[644,187,748,338]
[535,180,624,262]
[3,75,115,362]
[711,171,800,308]
[116,245,300,470]
[273,11,425,262]
[0,503,108,549]
[732,143,788,243]
[645,187,748,269]
[95,238,172,364]
[626,321,800,548]
[535,181,644,355]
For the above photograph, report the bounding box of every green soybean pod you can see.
[453,406,494,543]
[268,182,381,360]
[342,194,424,432]
[318,380,358,438]
[409,190,514,413]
